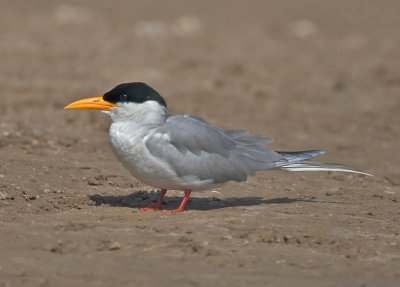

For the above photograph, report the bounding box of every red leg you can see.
[162,190,192,213]
[139,189,167,211]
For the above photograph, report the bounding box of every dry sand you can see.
[0,0,399,286]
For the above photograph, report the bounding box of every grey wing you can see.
[145,115,283,184]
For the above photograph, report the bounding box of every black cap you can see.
[103,82,167,108]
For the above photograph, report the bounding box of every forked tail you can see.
[276,150,372,176]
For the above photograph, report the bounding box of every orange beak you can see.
[64,97,116,111]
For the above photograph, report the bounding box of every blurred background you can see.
[0,0,399,286]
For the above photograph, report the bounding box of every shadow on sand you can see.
[89,190,330,211]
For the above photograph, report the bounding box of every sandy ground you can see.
[0,0,399,286]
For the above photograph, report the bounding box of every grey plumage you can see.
[276,150,326,165]
[144,115,369,186]
[145,115,281,184]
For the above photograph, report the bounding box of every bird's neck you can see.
[109,101,168,126]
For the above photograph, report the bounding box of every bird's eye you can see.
[119,94,128,101]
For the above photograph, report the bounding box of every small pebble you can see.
[109,241,122,251]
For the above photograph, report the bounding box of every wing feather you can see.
[145,115,282,184]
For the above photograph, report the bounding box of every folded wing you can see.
[145,115,283,184]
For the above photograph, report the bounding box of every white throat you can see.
[108,101,167,126]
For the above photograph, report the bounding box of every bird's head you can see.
[65,82,167,112]
[65,82,168,123]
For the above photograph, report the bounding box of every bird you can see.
[65,82,371,212]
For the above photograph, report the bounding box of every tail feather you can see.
[280,161,372,176]
[276,150,325,164]
[276,150,371,176]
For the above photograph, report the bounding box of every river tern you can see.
[65,82,370,212]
